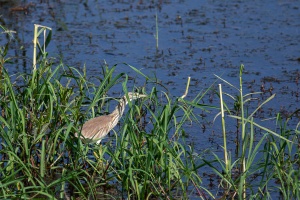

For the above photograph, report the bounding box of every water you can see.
[1,0,300,198]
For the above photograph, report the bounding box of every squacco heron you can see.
[76,92,147,144]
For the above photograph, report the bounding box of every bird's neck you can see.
[110,97,128,120]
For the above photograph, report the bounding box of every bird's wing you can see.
[80,115,112,140]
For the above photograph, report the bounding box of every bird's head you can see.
[125,92,147,102]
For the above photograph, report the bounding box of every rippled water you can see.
[1,0,300,197]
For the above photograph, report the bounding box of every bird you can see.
[76,92,147,144]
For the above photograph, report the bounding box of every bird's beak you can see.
[137,94,147,98]
[131,94,147,100]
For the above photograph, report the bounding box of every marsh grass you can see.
[0,63,206,199]
[0,56,123,198]
[212,66,300,199]
[0,25,211,199]
[104,88,215,199]
[1,25,299,199]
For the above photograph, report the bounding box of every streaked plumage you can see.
[76,92,146,144]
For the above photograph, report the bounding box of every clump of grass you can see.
[0,51,125,198]
[102,85,214,199]
[0,24,211,199]
[210,65,300,199]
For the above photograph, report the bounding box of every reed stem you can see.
[239,64,246,199]
[219,84,229,173]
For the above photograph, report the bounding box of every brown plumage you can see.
[76,92,146,144]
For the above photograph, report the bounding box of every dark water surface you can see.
[1,0,300,197]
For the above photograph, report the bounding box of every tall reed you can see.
[212,65,298,199]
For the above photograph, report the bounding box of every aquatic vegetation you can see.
[0,25,299,199]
